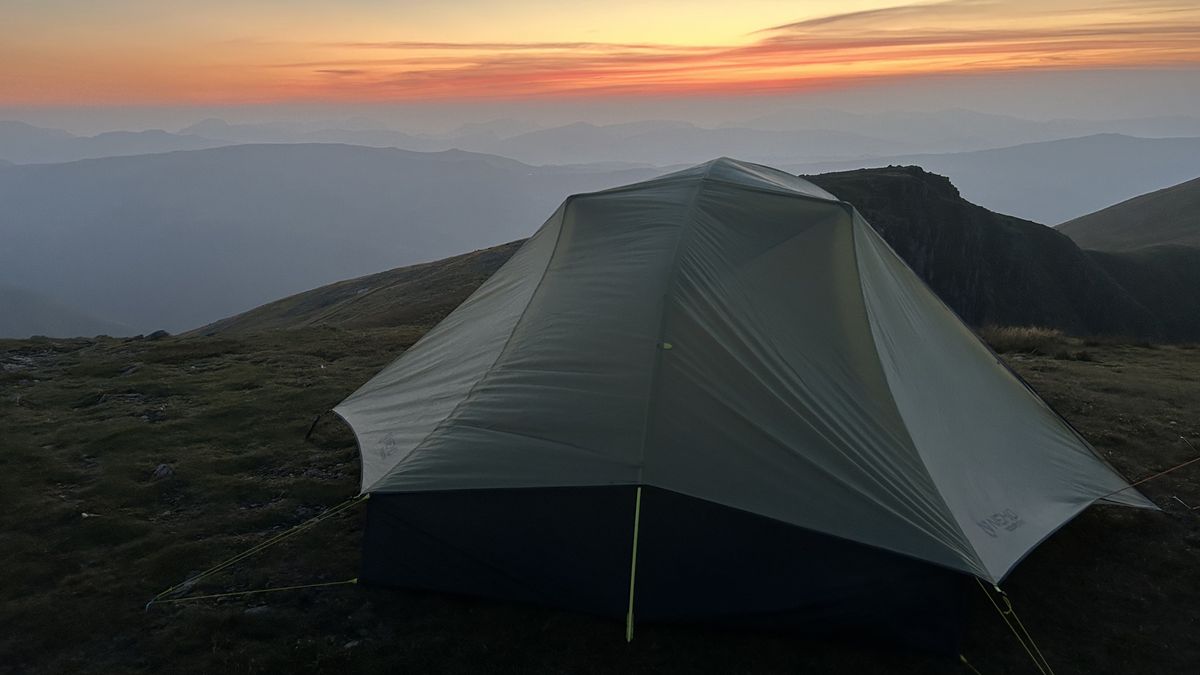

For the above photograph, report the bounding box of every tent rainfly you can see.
[335,158,1154,646]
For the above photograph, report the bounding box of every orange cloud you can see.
[257,0,1200,102]
[2,0,1199,104]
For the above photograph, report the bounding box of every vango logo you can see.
[977,509,1025,538]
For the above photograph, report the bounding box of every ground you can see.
[2,327,1198,674]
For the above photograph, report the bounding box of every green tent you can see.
[336,158,1152,645]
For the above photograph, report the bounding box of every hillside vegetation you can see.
[3,324,1199,674]
[1058,175,1200,251]
[198,243,522,335]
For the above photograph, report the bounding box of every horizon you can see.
[1,0,1198,338]
[3,1,1200,133]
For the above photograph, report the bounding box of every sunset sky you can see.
[4,0,1200,106]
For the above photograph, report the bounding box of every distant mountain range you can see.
[0,286,132,339]
[471,121,910,166]
[787,134,1200,225]
[734,108,1200,151]
[8,108,1200,169]
[1059,175,1200,251]
[0,120,230,164]
[4,135,1196,339]
[0,144,661,334]
[202,166,1200,343]
[6,115,1200,227]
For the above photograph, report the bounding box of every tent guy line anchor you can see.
[145,493,368,610]
[1093,435,1200,504]
[976,579,1056,675]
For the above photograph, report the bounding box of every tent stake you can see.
[304,411,326,441]
[625,486,643,643]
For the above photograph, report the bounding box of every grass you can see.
[2,326,1199,674]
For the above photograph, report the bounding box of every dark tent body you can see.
[336,158,1153,648]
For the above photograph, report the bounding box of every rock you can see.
[147,330,170,341]
[151,463,175,480]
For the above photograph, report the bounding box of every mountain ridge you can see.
[785,133,1200,224]
[1058,175,1200,250]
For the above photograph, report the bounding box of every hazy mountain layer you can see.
[0,144,661,333]
[1058,175,1200,251]
[0,120,231,164]
[736,108,1200,151]
[0,286,133,338]
[22,109,1200,171]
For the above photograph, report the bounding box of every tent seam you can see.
[633,160,721,482]
[850,205,1154,539]
[365,202,572,491]
[846,206,991,579]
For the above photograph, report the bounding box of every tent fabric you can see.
[336,157,1154,584]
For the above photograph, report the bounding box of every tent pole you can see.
[625,486,643,643]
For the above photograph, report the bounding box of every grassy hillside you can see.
[1086,245,1200,342]
[197,242,522,335]
[3,325,1199,674]
[1058,175,1200,251]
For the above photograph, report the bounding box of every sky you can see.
[2,0,1199,132]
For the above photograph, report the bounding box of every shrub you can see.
[979,325,1067,354]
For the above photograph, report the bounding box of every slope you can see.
[1058,175,1200,251]
[198,242,522,335]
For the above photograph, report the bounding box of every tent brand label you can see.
[977,509,1024,538]
[380,433,408,461]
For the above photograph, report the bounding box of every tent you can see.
[335,158,1153,646]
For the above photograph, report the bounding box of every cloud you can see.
[260,0,1200,101]
[11,0,1196,104]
